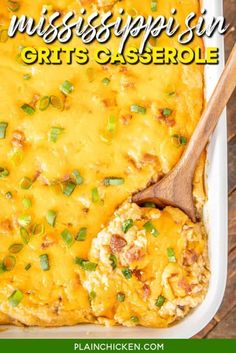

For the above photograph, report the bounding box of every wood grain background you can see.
[194,0,236,338]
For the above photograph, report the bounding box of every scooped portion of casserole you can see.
[0,0,209,327]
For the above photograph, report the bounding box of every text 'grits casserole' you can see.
[0,0,209,328]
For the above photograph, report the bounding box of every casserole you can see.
[0,0,227,338]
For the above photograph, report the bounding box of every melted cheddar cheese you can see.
[0,0,209,328]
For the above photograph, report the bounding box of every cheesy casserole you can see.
[0,0,209,328]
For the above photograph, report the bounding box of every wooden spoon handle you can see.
[179,42,236,173]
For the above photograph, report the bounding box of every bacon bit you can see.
[126,246,142,263]
[119,66,128,73]
[183,250,198,266]
[123,81,135,89]
[178,278,192,294]
[102,97,117,108]
[32,170,41,182]
[11,130,26,148]
[142,153,159,164]
[132,269,142,281]
[121,114,133,125]
[110,234,127,253]
[177,305,185,311]
[30,94,40,108]
[41,235,56,249]
[143,284,151,298]
[61,174,71,182]
[0,219,13,233]
[157,109,176,127]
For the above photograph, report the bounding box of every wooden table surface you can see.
[194,0,236,339]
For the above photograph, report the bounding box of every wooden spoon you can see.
[132,42,236,222]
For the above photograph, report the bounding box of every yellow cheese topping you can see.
[0,0,209,327]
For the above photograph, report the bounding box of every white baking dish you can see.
[0,0,227,339]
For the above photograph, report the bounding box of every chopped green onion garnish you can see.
[23,74,31,80]
[8,289,23,307]
[163,108,173,117]
[130,104,146,114]
[89,291,96,300]
[172,134,187,147]
[107,115,116,132]
[0,262,5,274]
[122,219,134,233]
[46,210,57,227]
[130,316,139,323]
[91,187,100,203]
[109,254,117,270]
[19,177,32,190]
[167,247,176,262]
[32,223,45,236]
[61,229,74,247]
[25,263,31,271]
[39,254,50,271]
[22,198,32,209]
[63,181,76,196]
[155,295,165,307]
[168,91,176,97]
[7,0,20,12]
[18,215,31,227]
[76,227,87,241]
[143,202,156,208]
[2,255,16,271]
[50,95,64,110]
[0,167,9,178]
[21,104,35,116]
[103,177,125,186]
[75,257,97,271]
[8,243,23,254]
[20,227,30,244]
[143,221,159,237]
[151,0,158,12]
[102,77,110,86]
[122,268,132,279]
[0,122,8,139]
[49,127,64,143]
[116,292,125,302]
[39,96,50,111]
[5,191,13,199]
[72,170,84,185]
[60,80,74,95]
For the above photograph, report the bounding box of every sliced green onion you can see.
[46,210,57,227]
[130,104,146,114]
[75,257,97,271]
[8,289,23,307]
[72,170,84,185]
[19,177,32,190]
[63,181,76,196]
[60,80,74,95]
[172,134,187,147]
[21,104,35,116]
[39,254,50,271]
[25,263,31,271]
[8,243,23,254]
[61,229,74,247]
[168,91,176,97]
[89,291,96,300]
[2,255,16,271]
[130,316,139,323]
[103,177,125,186]
[102,77,110,86]
[76,227,87,241]
[0,122,8,139]
[18,215,31,227]
[23,74,31,80]
[109,254,117,270]
[0,262,5,274]
[5,191,13,199]
[0,29,8,43]
[151,0,158,12]
[143,221,159,237]
[20,227,30,244]
[49,127,64,143]
[163,108,173,117]
[155,295,165,307]
[0,167,9,178]
[50,95,64,110]
[122,219,134,233]
[116,292,125,302]
[39,96,50,111]
[22,198,32,209]
[167,247,176,263]
[122,268,132,279]
[91,187,100,203]
[7,0,20,12]
[143,202,156,208]
[107,115,116,132]
[32,223,45,236]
